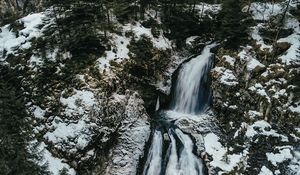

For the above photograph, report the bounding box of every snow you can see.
[186,36,198,46]
[204,133,245,172]
[248,110,262,119]
[44,116,91,150]
[229,105,238,110]
[251,24,273,51]
[238,47,266,72]
[124,22,172,49]
[277,18,300,64]
[248,3,283,21]
[244,120,288,142]
[37,142,76,175]
[273,89,287,99]
[28,55,44,68]
[266,147,293,166]
[238,46,253,60]
[43,89,97,150]
[249,1,300,64]
[259,166,274,175]
[289,105,300,113]
[98,21,172,72]
[204,133,225,159]
[248,83,271,103]
[289,149,300,175]
[195,3,221,19]
[223,55,235,67]
[247,58,265,71]
[213,67,239,86]
[31,105,46,119]
[60,89,96,117]
[98,34,130,71]
[20,13,44,39]
[0,13,45,62]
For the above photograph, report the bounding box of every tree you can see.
[217,0,249,49]
[0,66,49,175]
[290,47,300,102]
[45,0,107,57]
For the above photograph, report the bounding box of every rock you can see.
[220,55,236,69]
[103,92,151,175]
[274,42,291,55]
[163,133,170,141]
[247,58,266,75]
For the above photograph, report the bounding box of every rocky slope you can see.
[0,1,299,175]
[209,2,300,174]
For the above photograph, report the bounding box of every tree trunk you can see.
[280,0,292,25]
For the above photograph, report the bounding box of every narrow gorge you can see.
[0,1,299,175]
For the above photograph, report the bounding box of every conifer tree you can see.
[0,66,49,175]
[217,0,249,49]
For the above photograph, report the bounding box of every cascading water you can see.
[172,44,215,114]
[142,44,216,175]
[143,130,163,175]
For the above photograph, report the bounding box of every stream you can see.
[142,44,216,175]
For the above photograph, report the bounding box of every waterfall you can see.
[175,129,203,175]
[173,44,215,114]
[143,130,163,175]
[165,131,179,175]
[143,44,216,175]
[164,129,204,175]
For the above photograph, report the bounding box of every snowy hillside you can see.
[0,0,299,175]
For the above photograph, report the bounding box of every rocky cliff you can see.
[0,1,299,175]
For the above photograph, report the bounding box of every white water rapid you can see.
[142,44,216,175]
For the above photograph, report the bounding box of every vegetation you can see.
[0,66,48,175]
[1,0,299,174]
[125,35,170,80]
[217,0,250,49]
[290,56,300,103]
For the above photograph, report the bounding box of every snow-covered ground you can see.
[0,12,50,64]
[38,142,76,175]
[1,1,299,175]
[97,21,172,73]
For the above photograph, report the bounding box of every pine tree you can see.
[0,66,48,175]
[290,47,300,102]
[217,0,249,49]
[45,0,107,58]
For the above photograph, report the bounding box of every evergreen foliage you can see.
[125,35,170,80]
[290,49,300,102]
[46,0,107,58]
[0,66,48,175]
[217,0,250,49]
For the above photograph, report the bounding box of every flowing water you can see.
[172,45,214,114]
[143,44,216,175]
